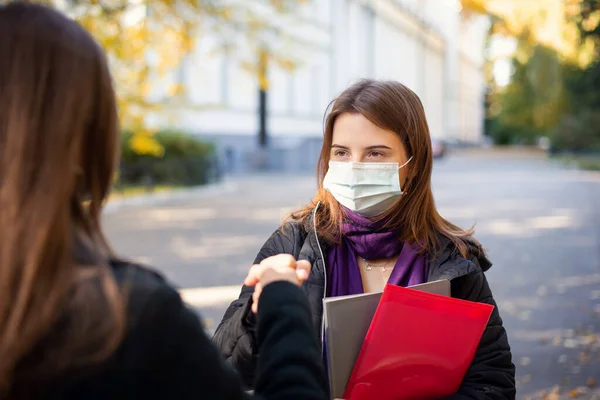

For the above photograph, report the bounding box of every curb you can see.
[103,180,238,214]
[450,147,548,158]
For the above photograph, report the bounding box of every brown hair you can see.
[291,79,479,257]
[0,2,124,393]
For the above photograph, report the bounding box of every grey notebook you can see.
[323,279,451,399]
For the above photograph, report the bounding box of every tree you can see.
[4,0,311,156]
[462,0,600,149]
[488,43,565,144]
[461,0,594,65]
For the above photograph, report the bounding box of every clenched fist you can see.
[243,254,311,314]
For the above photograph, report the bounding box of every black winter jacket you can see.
[11,260,329,400]
[213,212,516,400]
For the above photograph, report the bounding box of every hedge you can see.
[118,130,218,187]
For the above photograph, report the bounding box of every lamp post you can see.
[258,47,268,149]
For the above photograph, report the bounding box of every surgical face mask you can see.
[322,157,413,217]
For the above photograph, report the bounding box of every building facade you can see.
[150,0,490,173]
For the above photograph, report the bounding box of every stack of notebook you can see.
[323,280,493,400]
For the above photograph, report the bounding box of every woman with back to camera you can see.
[214,79,517,399]
[0,3,328,399]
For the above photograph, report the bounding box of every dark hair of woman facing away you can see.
[0,0,125,388]
[0,3,328,400]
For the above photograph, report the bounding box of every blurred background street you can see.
[104,149,600,398]
[9,0,598,397]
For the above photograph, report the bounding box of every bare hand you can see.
[243,254,311,314]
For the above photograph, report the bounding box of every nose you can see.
[350,154,364,163]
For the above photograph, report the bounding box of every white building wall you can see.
[395,0,488,143]
[148,0,489,171]
[457,15,489,143]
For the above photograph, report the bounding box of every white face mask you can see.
[323,157,413,217]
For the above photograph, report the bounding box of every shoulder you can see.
[281,220,309,238]
[267,220,309,248]
[108,259,185,324]
[435,235,492,272]
[254,220,313,264]
[109,258,168,294]
[431,236,493,289]
[433,237,496,302]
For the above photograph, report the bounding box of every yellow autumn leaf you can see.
[166,83,186,97]
[277,58,296,71]
[129,134,164,158]
[259,75,269,91]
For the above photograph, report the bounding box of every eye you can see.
[368,151,384,158]
[333,150,348,157]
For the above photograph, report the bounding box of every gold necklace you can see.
[361,258,393,272]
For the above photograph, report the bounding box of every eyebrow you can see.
[331,144,392,150]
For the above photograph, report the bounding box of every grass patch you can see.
[558,155,600,171]
[576,157,600,171]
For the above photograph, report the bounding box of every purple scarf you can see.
[326,210,429,297]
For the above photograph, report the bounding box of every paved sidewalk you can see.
[103,152,600,398]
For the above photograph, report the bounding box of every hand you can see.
[243,254,311,314]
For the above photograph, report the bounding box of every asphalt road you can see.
[104,150,600,399]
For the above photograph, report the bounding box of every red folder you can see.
[344,284,494,400]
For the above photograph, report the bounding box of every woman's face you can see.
[330,112,411,188]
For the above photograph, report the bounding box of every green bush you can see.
[550,110,600,152]
[118,130,217,187]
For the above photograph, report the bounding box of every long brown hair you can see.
[0,2,124,393]
[291,79,479,257]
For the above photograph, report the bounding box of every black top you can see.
[213,219,517,399]
[11,260,329,400]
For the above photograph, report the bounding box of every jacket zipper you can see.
[312,203,327,356]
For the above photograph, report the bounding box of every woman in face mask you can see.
[214,79,516,399]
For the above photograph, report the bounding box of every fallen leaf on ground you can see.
[553,336,563,346]
[579,352,590,363]
[582,334,597,345]
[573,387,590,397]
[522,374,532,383]
[545,386,561,400]
[569,388,583,398]
[520,357,532,366]
[588,378,597,388]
